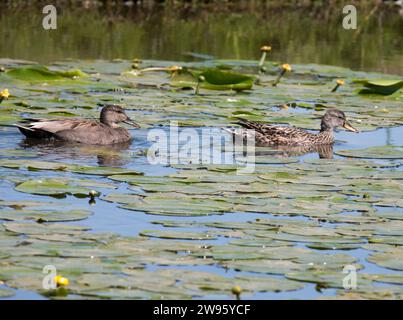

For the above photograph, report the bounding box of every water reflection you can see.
[0,3,402,75]
[20,139,132,167]
[232,140,334,160]
[268,144,334,159]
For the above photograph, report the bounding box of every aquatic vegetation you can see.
[0,88,9,102]
[54,275,69,287]
[4,65,88,82]
[258,45,272,72]
[171,68,255,92]
[331,79,345,92]
[272,64,292,86]
[0,58,402,300]
[354,79,403,95]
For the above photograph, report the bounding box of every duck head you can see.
[100,105,140,128]
[320,108,358,133]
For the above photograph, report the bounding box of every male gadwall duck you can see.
[16,105,140,145]
[227,108,358,147]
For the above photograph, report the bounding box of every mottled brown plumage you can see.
[15,105,140,145]
[227,108,358,147]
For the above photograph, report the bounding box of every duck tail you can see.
[14,123,54,139]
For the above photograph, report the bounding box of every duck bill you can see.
[343,121,359,133]
[123,118,141,128]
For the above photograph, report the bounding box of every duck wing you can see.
[54,122,132,145]
[15,119,97,139]
[234,118,315,146]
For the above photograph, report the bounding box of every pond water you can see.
[0,117,402,299]
[0,3,403,300]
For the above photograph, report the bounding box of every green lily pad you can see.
[5,65,88,81]
[69,165,141,176]
[15,179,100,197]
[171,68,254,91]
[0,159,141,176]
[3,222,90,235]
[140,230,216,240]
[367,251,403,271]
[0,288,15,298]
[285,270,371,289]
[0,209,92,222]
[354,79,403,95]
[335,146,403,159]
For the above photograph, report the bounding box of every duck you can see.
[15,105,140,145]
[226,108,358,147]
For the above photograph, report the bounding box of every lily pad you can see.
[5,65,88,81]
[15,179,99,197]
[171,68,254,91]
[140,230,216,240]
[0,209,92,222]
[335,146,403,159]
[0,288,15,298]
[3,222,90,235]
[354,79,403,95]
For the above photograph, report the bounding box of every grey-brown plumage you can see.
[227,108,358,147]
[15,105,140,145]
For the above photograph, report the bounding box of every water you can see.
[0,3,402,75]
[0,124,402,299]
[0,2,402,300]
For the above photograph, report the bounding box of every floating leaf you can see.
[0,209,92,222]
[171,68,254,91]
[5,65,88,81]
[140,230,216,240]
[3,222,90,235]
[14,179,100,197]
[335,146,403,159]
[0,288,15,298]
[354,79,403,95]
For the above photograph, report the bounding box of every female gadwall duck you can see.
[228,108,358,147]
[16,105,140,145]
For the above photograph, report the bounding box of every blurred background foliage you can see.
[0,0,402,75]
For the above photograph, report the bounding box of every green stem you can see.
[272,69,286,86]
[258,52,267,67]
[331,84,340,92]
[140,67,171,73]
[195,80,201,95]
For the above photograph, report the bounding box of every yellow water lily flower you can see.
[282,64,292,72]
[0,89,10,99]
[272,64,292,86]
[258,46,272,70]
[331,79,345,92]
[260,45,272,52]
[168,66,182,72]
[54,275,69,287]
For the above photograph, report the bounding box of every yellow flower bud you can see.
[0,89,10,99]
[231,285,242,295]
[282,64,292,72]
[260,45,272,52]
[54,275,69,287]
[169,66,182,72]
